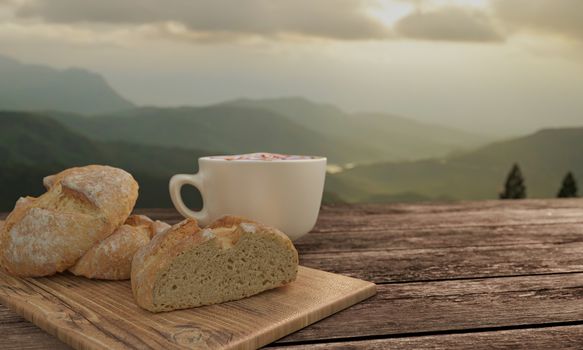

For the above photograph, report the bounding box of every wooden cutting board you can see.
[0,266,376,350]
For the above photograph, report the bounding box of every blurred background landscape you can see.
[1,0,582,210]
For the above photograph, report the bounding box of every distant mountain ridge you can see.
[10,56,573,207]
[0,111,210,210]
[225,97,489,161]
[51,105,371,164]
[1,111,581,209]
[50,97,489,165]
[0,55,134,115]
[0,110,343,210]
[329,127,583,202]
[0,55,491,164]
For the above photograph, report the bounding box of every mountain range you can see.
[0,54,489,165]
[0,111,208,210]
[0,110,341,210]
[226,97,488,162]
[3,109,581,211]
[49,100,489,165]
[0,54,580,210]
[0,55,133,115]
[329,128,583,202]
[50,106,370,165]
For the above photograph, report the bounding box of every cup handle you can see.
[169,173,210,225]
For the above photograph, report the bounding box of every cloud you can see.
[11,0,582,46]
[14,0,390,41]
[394,6,502,42]
[492,0,583,42]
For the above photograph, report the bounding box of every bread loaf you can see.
[0,165,138,277]
[69,215,170,280]
[131,216,298,312]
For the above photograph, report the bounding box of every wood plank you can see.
[4,199,583,224]
[277,272,583,343]
[269,324,583,349]
[0,306,72,349]
[3,200,583,349]
[131,204,583,255]
[130,199,583,230]
[299,241,583,283]
[294,222,583,254]
[316,199,583,216]
[0,267,375,350]
[0,320,71,350]
[130,204,583,257]
[311,200,583,231]
[0,303,26,323]
[6,272,583,348]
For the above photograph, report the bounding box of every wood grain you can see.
[295,222,583,254]
[279,272,583,343]
[0,321,71,350]
[300,241,583,283]
[6,272,583,348]
[268,325,583,349]
[0,266,375,350]
[3,200,583,349]
[131,199,583,231]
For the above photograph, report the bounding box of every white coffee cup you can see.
[169,155,327,241]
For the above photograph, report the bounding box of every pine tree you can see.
[499,163,526,199]
[557,172,578,198]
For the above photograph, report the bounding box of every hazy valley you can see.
[1,54,580,210]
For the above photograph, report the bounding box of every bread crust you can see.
[0,165,139,277]
[131,218,202,310]
[69,215,169,280]
[131,216,299,312]
[42,165,138,226]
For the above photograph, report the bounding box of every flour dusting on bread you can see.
[201,228,215,240]
[0,165,138,277]
[240,223,256,233]
[8,209,68,265]
[69,214,167,280]
[61,167,134,209]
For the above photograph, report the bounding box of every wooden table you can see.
[2,199,583,349]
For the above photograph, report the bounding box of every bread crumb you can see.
[202,229,215,239]
[240,223,256,233]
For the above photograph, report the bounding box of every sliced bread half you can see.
[131,216,298,312]
[69,215,170,280]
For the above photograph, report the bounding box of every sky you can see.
[0,0,582,135]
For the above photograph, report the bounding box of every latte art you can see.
[211,153,319,161]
